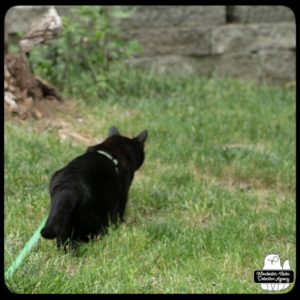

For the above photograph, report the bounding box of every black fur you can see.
[41,126,148,247]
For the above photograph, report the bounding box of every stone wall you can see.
[5,5,296,84]
[120,6,295,84]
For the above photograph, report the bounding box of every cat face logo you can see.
[264,254,281,268]
[260,254,291,292]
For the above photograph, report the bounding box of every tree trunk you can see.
[4,20,63,119]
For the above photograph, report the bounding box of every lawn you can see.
[4,70,296,293]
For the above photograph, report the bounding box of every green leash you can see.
[5,217,47,280]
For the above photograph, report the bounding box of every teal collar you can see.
[97,150,119,174]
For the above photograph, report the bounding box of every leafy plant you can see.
[29,6,142,98]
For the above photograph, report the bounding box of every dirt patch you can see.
[34,98,81,119]
[9,98,98,146]
[5,95,139,148]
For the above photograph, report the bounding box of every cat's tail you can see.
[41,190,76,240]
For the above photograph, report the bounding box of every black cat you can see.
[41,126,148,247]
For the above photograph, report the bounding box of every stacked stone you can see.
[120,6,295,83]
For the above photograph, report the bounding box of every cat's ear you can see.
[136,130,148,145]
[108,126,120,137]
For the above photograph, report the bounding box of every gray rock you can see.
[128,55,199,75]
[119,6,226,29]
[211,23,295,54]
[129,56,189,76]
[132,49,295,84]
[258,49,295,82]
[5,6,52,34]
[213,49,295,83]
[227,6,295,23]
[213,52,262,81]
[129,54,218,77]
[124,27,212,56]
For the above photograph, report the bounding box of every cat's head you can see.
[87,126,148,171]
[107,126,148,170]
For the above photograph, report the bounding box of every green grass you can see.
[5,70,296,293]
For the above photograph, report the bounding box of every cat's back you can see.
[50,152,119,196]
